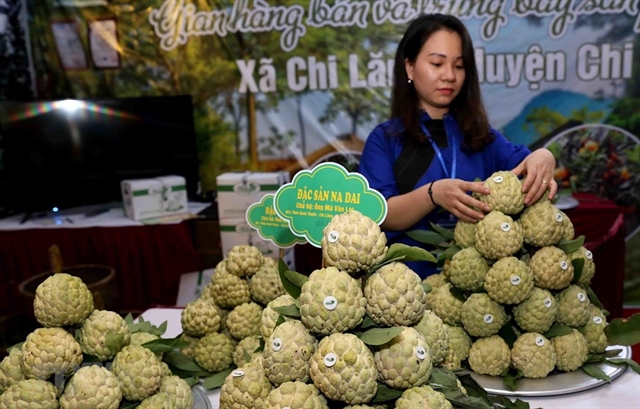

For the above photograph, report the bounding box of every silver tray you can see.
[463,345,631,397]
[193,385,213,409]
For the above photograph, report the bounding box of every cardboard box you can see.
[219,217,296,270]
[156,175,188,216]
[216,171,288,220]
[121,179,164,220]
[175,269,215,307]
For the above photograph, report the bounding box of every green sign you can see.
[273,162,387,247]
[246,194,307,248]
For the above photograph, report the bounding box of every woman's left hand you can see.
[511,148,558,206]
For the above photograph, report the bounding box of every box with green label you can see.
[155,175,188,215]
[216,171,289,220]
[121,175,188,220]
[219,218,296,270]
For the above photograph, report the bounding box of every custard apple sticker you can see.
[273,162,387,247]
[246,194,306,248]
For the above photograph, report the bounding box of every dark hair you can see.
[391,13,492,150]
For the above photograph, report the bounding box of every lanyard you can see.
[420,122,457,179]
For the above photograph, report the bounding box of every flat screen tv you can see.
[0,95,200,216]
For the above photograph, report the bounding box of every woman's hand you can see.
[511,148,558,205]
[430,179,491,223]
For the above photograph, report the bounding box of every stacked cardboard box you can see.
[121,175,188,221]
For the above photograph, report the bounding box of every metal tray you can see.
[193,385,213,409]
[463,346,631,397]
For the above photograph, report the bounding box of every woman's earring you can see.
[408,79,413,84]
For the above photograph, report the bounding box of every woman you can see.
[358,13,557,278]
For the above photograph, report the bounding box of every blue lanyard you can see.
[420,122,457,179]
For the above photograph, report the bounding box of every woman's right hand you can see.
[430,179,492,223]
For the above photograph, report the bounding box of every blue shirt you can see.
[359,111,530,278]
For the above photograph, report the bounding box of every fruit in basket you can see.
[309,333,378,405]
[159,376,195,409]
[321,209,388,275]
[111,345,163,401]
[138,392,175,408]
[529,246,574,290]
[448,247,489,291]
[181,299,221,336]
[364,262,427,327]
[264,381,328,409]
[552,329,589,372]
[21,327,83,380]
[395,384,453,409]
[373,326,433,389]
[0,349,25,394]
[299,267,367,335]
[193,332,235,373]
[76,310,131,361]
[519,200,565,247]
[0,379,59,409]
[225,245,264,277]
[261,294,296,339]
[249,260,286,305]
[210,271,251,309]
[33,272,94,327]
[468,335,511,376]
[474,211,523,260]
[58,365,122,409]
[219,361,272,409]
[578,305,608,354]
[512,287,558,333]
[226,302,263,340]
[484,256,533,304]
[263,321,317,386]
[555,284,591,327]
[413,309,449,365]
[460,293,508,337]
[510,333,556,378]
[479,171,526,214]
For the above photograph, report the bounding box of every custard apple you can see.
[578,304,608,354]
[321,210,388,275]
[233,335,262,368]
[484,256,534,304]
[194,332,235,373]
[178,333,199,358]
[76,309,131,361]
[0,349,24,394]
[211,271,251,309]
[520,200,565,247]
[552,329,589,372]
[0,379,58,409]
[474,211,523,260]
[428,283,463,326]
[374,327,433,389]
[219,362,272,409]
[111,345,163,401]
[226,245,264,277]
[59,365,122,409]
[181,299,221,336]
[249,260,286,305]
[453,220,476,248]
[555,285,591,327]
[261,294,297,339]
[130,332,160,349]
[422,272,448,291]
[364,262,426,326]
[263,320,317,386]
[512,287,558,333]
[569,246,596,285]
[529,246,574,290]
[138,392,174,409]
[265,381,329,409]
[468,335,510,376]
[460,293,508,337]
[21,327,83,380]
[412,309,449,364]
[510,333,556,378]
[479,171,525,215]
[448,247,489,291]
[33,273,94,327]
[309,333,378,405]
[395,385,453,409]
[226,302,263,340]
[300,267,366,334]
[441,324,472,371]
[559,210,575,240]
[158,376,193,409]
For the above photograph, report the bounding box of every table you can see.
[0,203,209,315]
[139,308,640,409]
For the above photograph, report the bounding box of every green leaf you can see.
[607,358,640,374]
[585,284,606,312]
[359,315,379,329]
[371,243,437,273]
[556,236,585,254]
[284,269,309,287]
[163,350,207,372]
[105,331,125,355]
[581,363,611,382]
[278,259,301,299]
[119,399,141,409]
[429,367,462,390]
[498,324,518,348]
[275,314,286,328]
[604,313,640,346]
[543,324,573,339]
[422,282,432,294]
[442,244,461,260]
[450,286,467,302]
[503,368,524,391]
[183,376,200,387]
[242,350,252,363]
[82,353,102,362]
[154,321,168,336]
[355,327,403,346]
[442,388,492,409]
[406,229,448,245]
[429,221,455,240]
[488,395,531,409]
[7,342,23,353]
[142,337,190,354]
[604,348,624,357]
[202,367,234,390]
[371,383,403,403]
[124,313,134,325]
[570,258,585,284]
[272,304,301,318]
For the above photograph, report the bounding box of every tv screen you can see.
[0,95,200,215]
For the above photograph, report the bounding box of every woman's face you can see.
[405,29,466,119]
